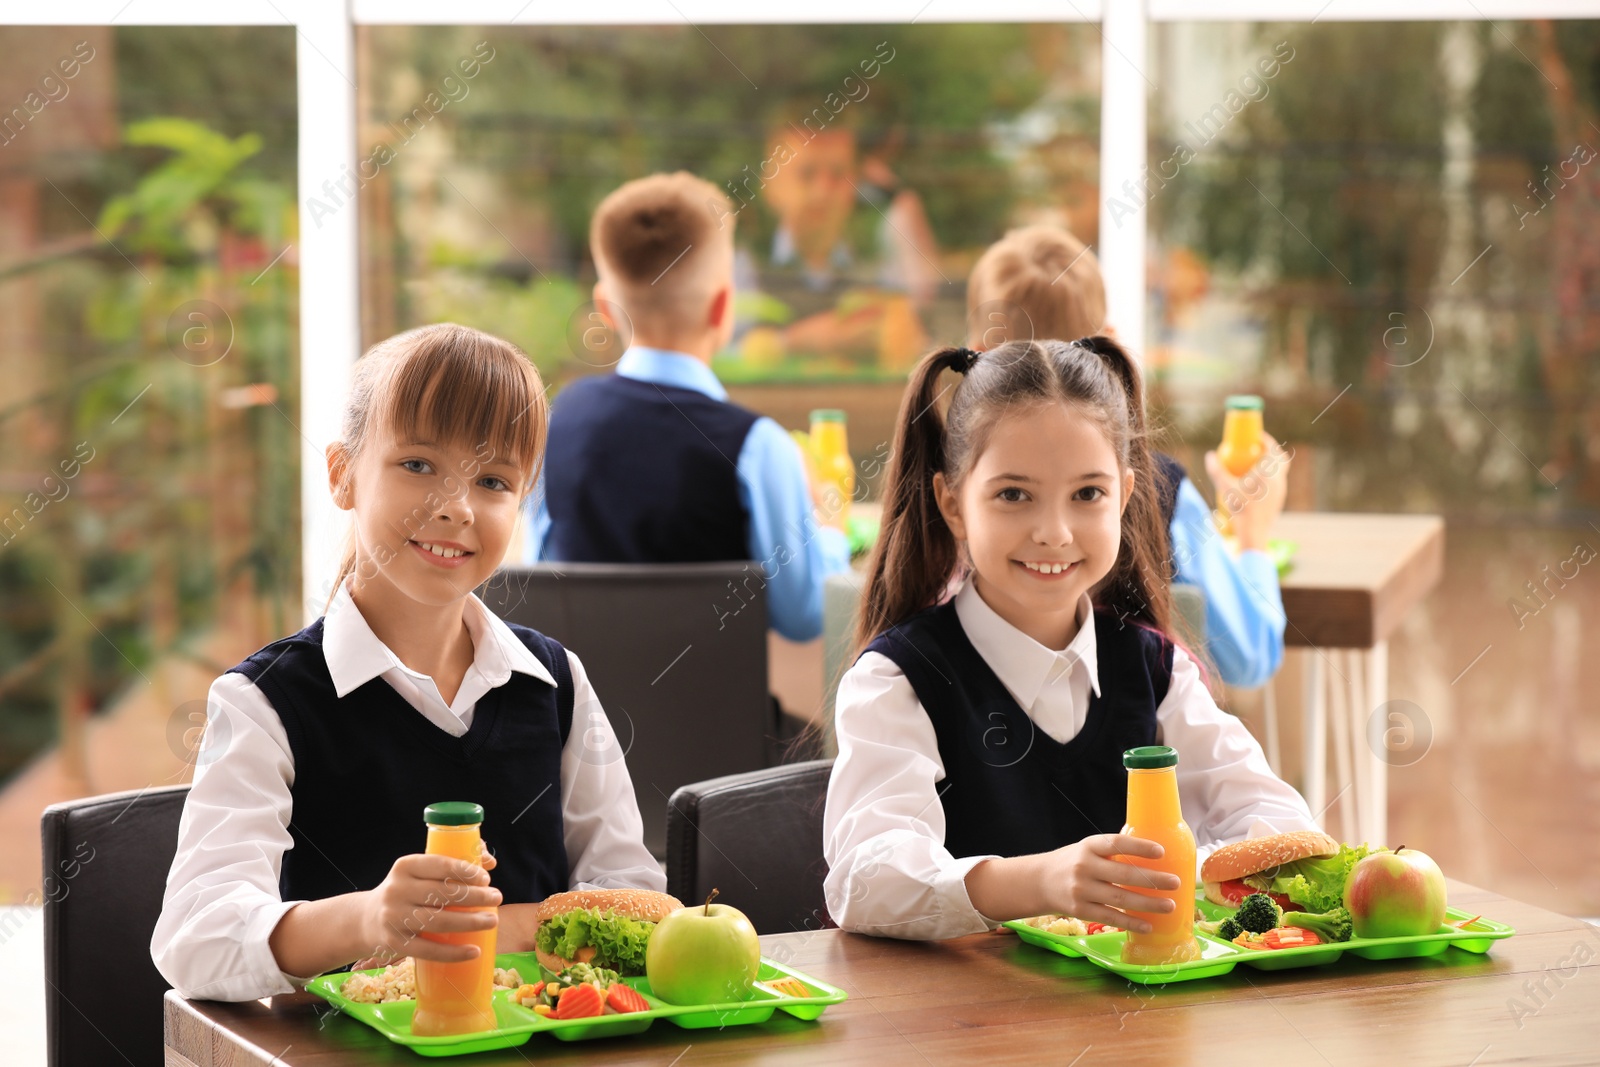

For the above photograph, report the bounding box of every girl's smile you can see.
[407,538,477,569]
[1016,559,1082,579]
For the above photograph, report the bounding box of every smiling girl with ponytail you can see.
[825,337,1319,942]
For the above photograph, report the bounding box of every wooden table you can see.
[1272,513,1444,849]
[165,878,1599,1066]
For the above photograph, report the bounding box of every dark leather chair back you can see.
[480,563,770,857]
[42,784,189,1067]
[665,760,833,935]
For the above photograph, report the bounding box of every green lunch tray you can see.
[1004,895,1514,986]
[1268,537,1296,577]
[847,513,880,558]
[305,952,847,1057]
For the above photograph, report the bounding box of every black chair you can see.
[665,760,833,935]
[480,563,773,858]
[42,784,189,1067]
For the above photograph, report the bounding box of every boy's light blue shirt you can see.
[1169,477,1286,689]
[525,347,852,642]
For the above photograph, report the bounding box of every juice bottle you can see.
[1214,395,1265,538]
[1216,395,1265,477]
[809,409,854,532]
[1117,747,1201,966]
[412,802,498,1037]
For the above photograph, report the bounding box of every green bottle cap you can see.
[1123,746,1179,769]
[1224,395,1264,411]
[424,801,484,826]
[810,408,847,424]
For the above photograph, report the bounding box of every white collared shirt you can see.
[151,582,666,1002]
[822,581,1320,941]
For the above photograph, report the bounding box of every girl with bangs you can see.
[153,324,664,1001]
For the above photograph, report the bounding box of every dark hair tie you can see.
[951,347,981,374]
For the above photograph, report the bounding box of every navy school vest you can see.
[863,601,1173,859]
[542,374,762,563]
[227,619,574,905]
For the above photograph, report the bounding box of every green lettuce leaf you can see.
[1262,844,1375,913]
[534,907,654,975]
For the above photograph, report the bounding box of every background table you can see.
[812,511,1445,848]
[1273,513,1443,848]
[165,878,1598,1066]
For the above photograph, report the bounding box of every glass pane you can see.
[1147,20,1599,916]
[0,27,298,840]
[356,24,1100,471]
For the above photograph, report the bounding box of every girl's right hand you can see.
[356,853,502,964]
[1040,834,1183,934]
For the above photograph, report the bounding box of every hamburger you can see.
[532,889,683,976]
[1200,830,1343,912]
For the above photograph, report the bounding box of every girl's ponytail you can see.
[852,346,980,657]
[1073,335,1173,636]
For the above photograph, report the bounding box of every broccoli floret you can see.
[1235,893,1283,934]
[1217,916,1244,941]
[1282,906,1353,943]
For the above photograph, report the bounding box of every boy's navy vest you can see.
[863,602,1173,859]
[543,374,761,563]
[1154,452,1186,532]
[227,619,574,905]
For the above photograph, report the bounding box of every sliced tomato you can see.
[606,984,651,1015]
[553,983,604,1020]
[1214,879,1303,912]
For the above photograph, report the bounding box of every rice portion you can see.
[339,958,524,1003]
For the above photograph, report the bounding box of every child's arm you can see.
[150,674,500,1000]
[736,417,852,642]
[1159,645,1323,865]
[822,653,1177,937]
[554,650,668,896]
[1169,475,1286,688]
[270,853,500,977]
[151,673,314,1001]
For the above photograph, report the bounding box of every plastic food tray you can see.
[304,952,847,1057]
[1004,895,1514,986]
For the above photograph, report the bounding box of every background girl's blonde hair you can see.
[325,323,547,611]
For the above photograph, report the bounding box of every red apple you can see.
[644,889,761,1005]
[1343,846,1448,938]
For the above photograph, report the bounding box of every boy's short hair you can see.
[590,172,735,336]
[966,224,1106,348]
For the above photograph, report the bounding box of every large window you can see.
[0,25,299,790]
[355,23,1100,448]
[1145,18,1600,915]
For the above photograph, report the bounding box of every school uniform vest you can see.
[227,620,574,906]
[543,374,761,563]
[863,602,1173,859]
[1154,452,1187,580]
[1154,452,1186,533]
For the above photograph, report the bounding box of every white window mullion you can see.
[1099,0,1149,356]
[293,0,361,623]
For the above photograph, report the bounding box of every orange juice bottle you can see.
[809,409,854,532]
[1214,395,1265,538]
[1217,395,1265,477]
[412,802,497,1037]
[1117,747,1201,966]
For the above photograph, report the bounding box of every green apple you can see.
[1344,845,1448,938]
[644,889,761,1005]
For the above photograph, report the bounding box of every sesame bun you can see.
[1200,830,1340,903]
[533,889,684,973]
